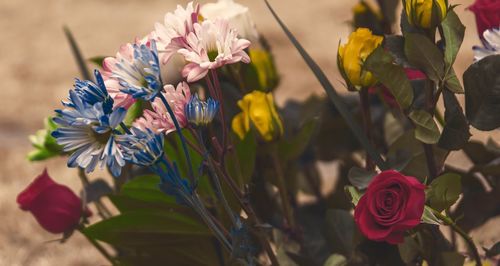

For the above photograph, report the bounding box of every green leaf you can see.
[88,56,107,68]
[463,140,499,165]
[83,211,211,245]
[464,54,500,131]
[398,236,420,264]
[427,173,461,212]
[440,10,465,70]
[120,175,177,206]
[364,46,414,109]
[347,167,376,190]
[63,26,91,80]
[263,0,388,170]
[409,110,441,144]
[226,131,257,186]
[483,242,500,258]
[27,117,63,161]
[438,90,471,150]
[122,100,145,127]
[421,205,441,225]
[345,186,362,206]
[405,33,445,82]
[323,254,347,266]
[444,69,464,94]
[277,118,318,161]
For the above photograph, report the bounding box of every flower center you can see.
[207,50,218,62]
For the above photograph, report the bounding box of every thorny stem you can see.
[432,210,482,266]
[359,89,376,171]
[158,93,196,184]
[78,228,117,265]
[271,147,296,231]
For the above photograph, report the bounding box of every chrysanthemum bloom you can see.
[52,73,126,177]
[118,127,165,167]
[134,82,191,134]
[17,169,88,234]
[404,0,447,29]
[473,28,500,61]
[201,0,259,44]
[102,40,162,108]
[171,19,251,82]
[153,2,200,85]
[185,93,220,126]
[338,28,383,89]
[232,90,283,142]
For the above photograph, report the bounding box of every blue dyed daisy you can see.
[185,94,219,126]
[52,86,126,177]
[65,70,114,114]
[118,127,164,167]
[116,40,163,101]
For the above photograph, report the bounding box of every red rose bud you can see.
[469,0,500,39]
[17,169,84,234]
[354,170,425,244]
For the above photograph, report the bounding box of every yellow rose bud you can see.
[338,28,383,89]
[405,0,447,29]
[231,91,284,142]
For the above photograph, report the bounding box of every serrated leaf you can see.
[365,46,414,109]
[345,186,362,206]
[438,90,471,150]
[409,110,441,144]
[427,173,461,212]
[405,33,445,82]
[421,205,441,225]
[441,10,465,70]
[464,54,500,131]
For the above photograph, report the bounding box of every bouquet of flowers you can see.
[18,0,500,265]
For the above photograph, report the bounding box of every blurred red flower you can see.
[17,169,85,234]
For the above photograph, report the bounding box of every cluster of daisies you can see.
[52,1,252,179]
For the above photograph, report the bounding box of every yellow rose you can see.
[338,28,383,89]
[231,91,284,142]
[405,0,447,29]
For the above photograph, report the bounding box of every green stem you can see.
[431,210,482,266]
[271,146,296,231]
[78,228,117,265]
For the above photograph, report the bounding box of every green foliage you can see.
[409,110,441,144]
[347,167,376,190]
[421,206,441,225]
[226,131,257,186]
[438,90,471,150]
[27,117,63,161]
[345,186,362,206]
[323,254,347,266]
[440,10,465,70]
[405,33,445,82]
[277,118,318,161]
[88,56,107,68]
[122,100,146,127]
[463,55,500,131]
[427,173,461,212]
[364,46,414,109]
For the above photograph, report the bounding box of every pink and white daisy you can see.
[134,82,191,135]
[175,19,251,82]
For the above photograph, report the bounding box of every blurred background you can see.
[0,0,497,265]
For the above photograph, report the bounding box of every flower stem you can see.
[78,228,117,266]
[271,146,296,231]
[158,93,195,184]
[431,210,482,266]
[359,88,375,171]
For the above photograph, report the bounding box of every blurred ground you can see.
[0,0,498,265]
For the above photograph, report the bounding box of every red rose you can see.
[354,170,425,244]
[469,0,500,38]
[17,169,84,234]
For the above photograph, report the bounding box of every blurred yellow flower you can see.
[338,28,383,89]
[405,0,447,29]
[232,91,283,142]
